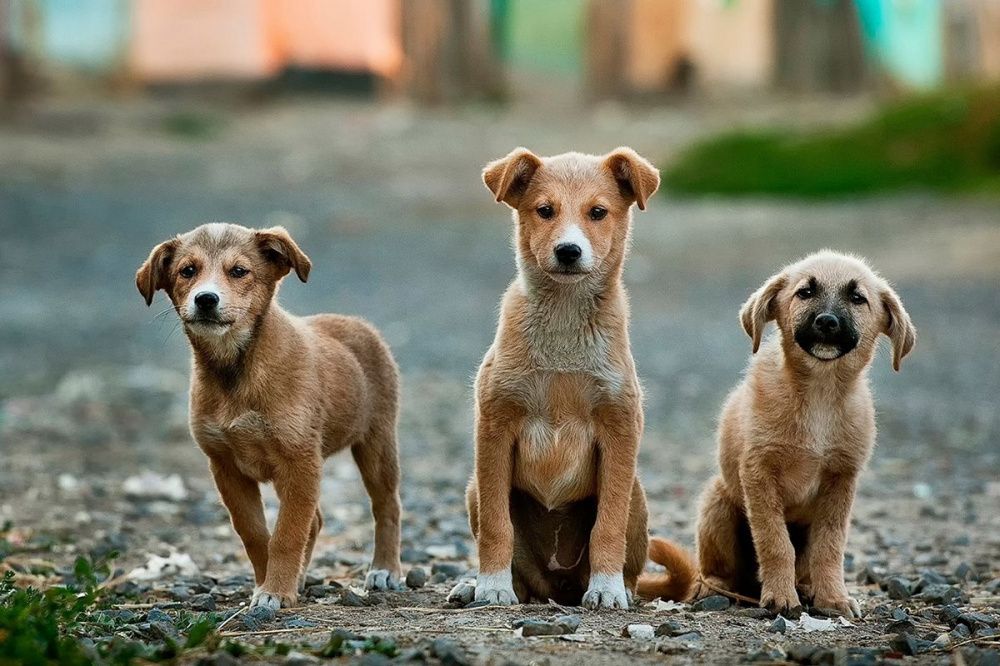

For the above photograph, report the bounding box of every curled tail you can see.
[636,537,697,601]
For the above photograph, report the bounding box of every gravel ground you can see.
[1,94,998,664]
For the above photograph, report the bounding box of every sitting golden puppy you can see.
[136,223,402,609]
[447,147,693,609]
[692,250,915,617]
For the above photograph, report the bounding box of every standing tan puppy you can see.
[447,147,693,609]
[687,251,915,617]
[136,223,402,609]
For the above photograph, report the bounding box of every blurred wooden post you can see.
[773,0,867,92]
[399,0,504,104]
[584,0,631,100]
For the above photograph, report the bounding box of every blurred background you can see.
[1,0,998,609]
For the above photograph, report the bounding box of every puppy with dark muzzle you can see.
[136,223,403,609]
[667,250,915,617]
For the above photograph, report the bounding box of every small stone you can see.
[430,563,465,580]
[337,589,369,607]
[885,576,912,600]
[933,632,952,648]
[952,624,973,639]
[856,563,884,585]
[282,616,318,629]
[553,615,581,633]
[915,583,961,605]
[955,561,975,582]
[889,607,909,621]
[241,604,276,631]
[306,584,342,599]
[960,612,998,630]
[672,631,702,642]
[189,593,216,611]
[836,647,883,666]
[975,627,1000,639]
[624,624,655,640]
[890,633,934,656]
[405,567,427,589]
[656,638,691,655]
[655,620,685,636]
[691,595,730,612]
[517,620,567,637]
[785,643,820,663]
[940,604,963,625]
[958,646,1000,666]
[430,638,470,666]
[768,616,788,634]
[146,608,172,624]
[746,646,786,662]
[886,619,916,635]
[915,570,948,591]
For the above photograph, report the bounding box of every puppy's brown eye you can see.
[795,287,814,299]
[849,292,867,305]
[229,266,249,278]
[536,205,555,220]
[179,265,197,279]
[589,206,608,221]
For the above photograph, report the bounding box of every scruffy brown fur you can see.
[136,223,402,609]
[447,147,692,609]
[680,251,915,617]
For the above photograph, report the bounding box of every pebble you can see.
[768,616,788,634]
[305,584,342,599]
[885,619,916,635]
[958,647,1000,666]
[691,595,730,612]
[624,624,655,640]
[241,605,276,631]
[914,583,961,604]
[282,617,318,629]
[430,638,470,666]
[889,633,935,656]
[654,619,685,636]
[189,593,216,611]
[515,615,580,637]
[405,567,427,589]
[337,589,369,607]
[885,576,912,600]
[746,646,786,662]
[430,563,465,580]
[785,643,820,663]
[955,561,976,582]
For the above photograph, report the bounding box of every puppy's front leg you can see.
[472,414,518,605]
[742,461,800,613]
[584,406,640,610]
[208,455,270,585]
[252,454,322,610]
[808,473,860,618]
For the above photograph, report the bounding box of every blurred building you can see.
[1,0,999,102]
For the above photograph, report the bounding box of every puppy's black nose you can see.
[813,313,840,335]
[194,291,220,310]
[554,243,582,266]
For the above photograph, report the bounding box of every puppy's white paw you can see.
[250,588,286,610]
[473,570,518,606]
[446,579,476,605]
[582,572,630,610]
[365,568,401,591]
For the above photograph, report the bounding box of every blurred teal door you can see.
[855,0,942,89]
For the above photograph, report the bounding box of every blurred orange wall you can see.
[130,0,401,82]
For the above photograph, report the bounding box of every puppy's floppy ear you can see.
[483,147,543,208]
[604,147,660,210]
[136,238,179,306]
[256,226,312,282]
[880,286,915,371]
[739,271,787,353]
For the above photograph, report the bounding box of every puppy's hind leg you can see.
[351,422,403,591]
[693,476,746,601]
[298,508,323,593]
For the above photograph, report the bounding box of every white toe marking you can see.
[365,568,398,591]
[583,571,629,609]
[474,569,517,605]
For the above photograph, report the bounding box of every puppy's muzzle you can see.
[812,312,841,337]
[795,310,858,360]
[554,243,583,266]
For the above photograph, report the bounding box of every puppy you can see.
[690,250,915,617]
[136,223,403,609]
[448,147,693,609]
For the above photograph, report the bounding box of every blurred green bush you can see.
[663,87,1000,197]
